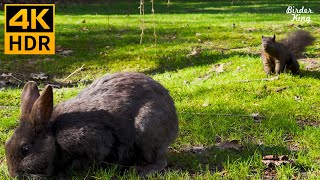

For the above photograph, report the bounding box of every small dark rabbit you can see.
[5,72,179,179]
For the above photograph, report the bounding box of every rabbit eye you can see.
[21,145,30,156]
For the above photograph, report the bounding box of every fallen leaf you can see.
[245,28,256,32]
[59,50,74,56]
[180,145,207,154]
[30,73,48,80]
[251,112,265,122]
[263,167,277,179]
[202,100,210,107]
[213,64,224,73]
[236,66,242,72]
[217,140,242,151]
[186,46,201,57]
[195,63,231,82]
[203,41,212,45]
[262,155,292,167]
[44,58,54,61]
[294,96,301,102]
[81,27,89,31]
[275,86,288,92]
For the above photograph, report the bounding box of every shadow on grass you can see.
[166,144,309,175]
[1,22,258,79]
[300,69,320,80]
[143,50,259,75]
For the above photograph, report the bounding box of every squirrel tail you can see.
[281,30,315,58]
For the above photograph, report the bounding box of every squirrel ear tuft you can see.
[262,35,264,38]
[273,35,276,40]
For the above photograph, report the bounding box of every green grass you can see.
[1,0,320,179]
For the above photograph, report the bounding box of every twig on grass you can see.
[1,73,24,82]
[62,64,85,82]
[178,111,266,120]
[233,76,279,83]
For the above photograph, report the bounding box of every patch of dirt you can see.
[297,118,320,128]
[179,145,208,154]
[300,58,320,71]
[217,140,243,151]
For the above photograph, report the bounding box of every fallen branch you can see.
[1,73,24,82]
[62,64,84,82]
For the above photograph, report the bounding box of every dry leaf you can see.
[44,58,54,61]
[60,50,74,56]
[81,27,89,31]
[213,64,224,73]
[202,100,210,107]
[180,145,207,154]
[236,66,242,72]
[217,140,242,151]
[263,167,277,179]
[251,112,265,122]
[275,86,288,92]
[294,96,301,102]
[195,62,231,82]
[30,73,48,80]
[187,47,201,57]
[262,155,292,167]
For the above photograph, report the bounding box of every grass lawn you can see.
[1,0,320,179]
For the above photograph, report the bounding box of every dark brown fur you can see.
[261,30,315,75]
[5,72,179,179]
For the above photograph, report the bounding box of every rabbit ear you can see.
[30,85,53,132]
[20,81,40,121]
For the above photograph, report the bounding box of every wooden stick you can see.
[62,64,84,82]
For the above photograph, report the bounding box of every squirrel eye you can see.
[21,145,30,156]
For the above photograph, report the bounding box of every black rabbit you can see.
[5,72,179,179]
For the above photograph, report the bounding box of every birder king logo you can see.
[4,4,55,54]
[286,6,312,23]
